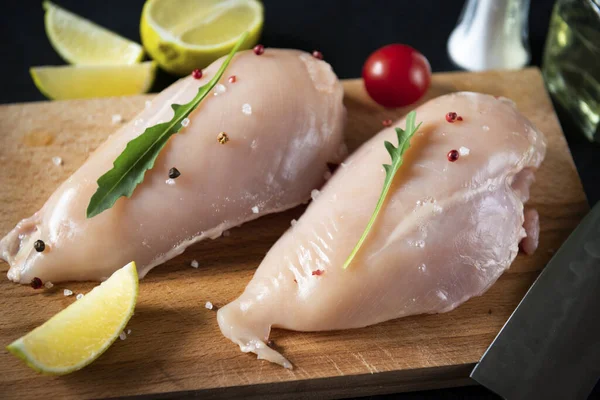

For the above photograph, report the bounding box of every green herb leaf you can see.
[343,111,422,269]
[86,32,249,218]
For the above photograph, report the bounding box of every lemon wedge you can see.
[44,0,144,65]
[7,262,138,375]
[140,0,263,75]
[30,62,156,100]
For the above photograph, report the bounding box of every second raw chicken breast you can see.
[218,92,546,368]
[1,49,346,283]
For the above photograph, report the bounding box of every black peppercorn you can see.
[33,239,45,252]
[168,167,181,179]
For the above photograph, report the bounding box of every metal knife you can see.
[471,201,600,400]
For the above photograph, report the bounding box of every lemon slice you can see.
[7,262,138,375]
[141,0,263,75]
[30,62,156,100]
[44,0,144,65]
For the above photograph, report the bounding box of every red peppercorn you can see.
[312,269,324,276]
[30,277,43,289]
[382,119,393,127]
[253,44,264,55]
[456,116,463,121]
[312,50,323,60]
[228,75,237,83]
[446,112,458,123]
[447,149,460,162]
[192,69,203,79]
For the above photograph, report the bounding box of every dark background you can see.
[1,0,599,399]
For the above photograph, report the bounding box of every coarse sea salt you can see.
[214,83,226,96]
[252,206,259,214]
[205,301,214,310]
[190,259,199,268]
[165,178,176,185]
[242,103,252,115]
[63,289,73,296]
[76,293,84,300]
[44,281,54,289]
[459,146,471,156]
[111,114,123,124]
[291,219,297,226]
[323,170,332,180]
[119,331,127,340]
[52,156,63,166]
[311,189,320,200]
[181,118,190,127]
[250,139,258,149]
[127,329,132,335]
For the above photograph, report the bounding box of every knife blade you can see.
[470,201,600,400]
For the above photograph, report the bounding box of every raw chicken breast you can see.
[1,49,346,284]
[218,92,546,368]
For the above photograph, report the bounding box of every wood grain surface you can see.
[0,68,588,399]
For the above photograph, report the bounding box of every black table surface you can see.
[1,1,599,399]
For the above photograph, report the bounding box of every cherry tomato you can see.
[362,44,431,108]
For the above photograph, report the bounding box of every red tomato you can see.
[362,44,431,108]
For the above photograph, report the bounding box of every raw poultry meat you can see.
[1,49,346,284]
[217,92,546,368]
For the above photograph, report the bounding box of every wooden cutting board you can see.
[0,68,588,399]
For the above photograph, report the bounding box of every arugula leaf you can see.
[343,111,421,269]
[86,32,249,218]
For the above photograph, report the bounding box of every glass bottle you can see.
[542,0,600,142]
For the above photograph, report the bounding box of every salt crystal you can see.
[250,139,258,149]
[214,84,226,96]
[311,189,320,200]
[458,146,471,156]
[52,156,63,166]
[323,170,332,180]
[190,260,199,268]
[252,206,259,214]
[482,125,490,131]
[127,329,131,335]
[242,103,252,115]
[291,219,297,226]
[63,289,73,296]
[205,301,214,310]
[44,281,54,289]
[76,293,84,300]
[415,240,425,248]
[111,114,123,124]
[181,118,190,127]
[119,331,127,340]
[165,178,176,185]
[145,100,152,109]
[418,264,427,272]
[433,204,443,214]
[223,230,231,237]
